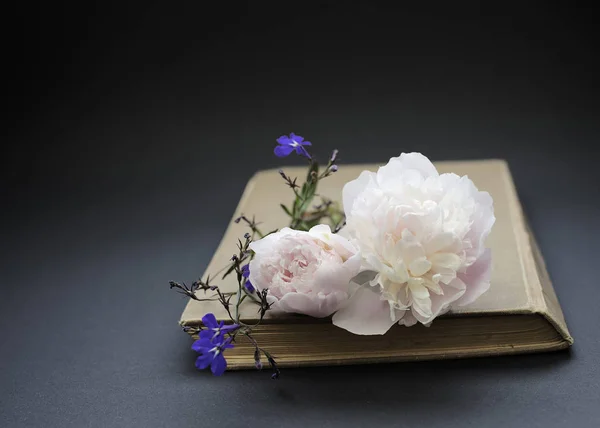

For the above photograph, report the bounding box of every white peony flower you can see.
[248,225,361,318]
[333,153,495,335]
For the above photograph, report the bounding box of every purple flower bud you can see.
[330,149,338,163]
[241,264,250,278]
[254,348,263,370]
[329,165,338,173]
[244,280,255,293]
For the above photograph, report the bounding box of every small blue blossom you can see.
[192,336,234,376]
[241,264,250,278]
[199,313,239,341]
[241,264,255,293]
[275,133,312,159]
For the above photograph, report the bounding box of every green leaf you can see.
[299,182,308,198]
[299,184,317,213]
[292,196,298,215]
[265,229,279,237]
[297,221,311,231]
[306,161,319,183]
[280,204,292,217]
[221,262,237,280]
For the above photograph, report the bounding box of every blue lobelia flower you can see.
[199,313,239,341]
[241,264,255,293]
[192,336,235,376]
[274,133,312,159]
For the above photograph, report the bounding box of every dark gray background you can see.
[2,3,599,427]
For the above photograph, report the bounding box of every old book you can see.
[180,160,573,369]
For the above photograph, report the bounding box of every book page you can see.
[181,160,531,324]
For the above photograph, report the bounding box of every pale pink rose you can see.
[333,153,495,335]
[248,225,361,318]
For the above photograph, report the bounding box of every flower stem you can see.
[235,272,243,324]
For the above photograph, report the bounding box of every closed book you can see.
[179,160,573,369]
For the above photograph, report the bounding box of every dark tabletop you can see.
[2,3,599,427]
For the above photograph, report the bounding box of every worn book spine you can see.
[499,161,573,345]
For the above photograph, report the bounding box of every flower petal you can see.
[274,144,295,157]
[424,232,460,254]
[277,291,348,318]
[415,281,465,324]
[241,264,250,278]
[429,252,462,284]
[221,323,239,334]
[332,286,397,335]
[294,145,311,158]
[307,224,334,237]
[465,193,495,260]
[454,248,492,306]
[430,252,462,271]
[398,310,418,326]
[211,354,227,376]
[377,152,439,187]
[191,338,211,352]
[248,228,293,255]
[422,276,443,295]
[195,354,212,370]
[342,170,375,214]
[408,282,432,318]
[221,338,235,350]
[289,133,303,143]
[309,224,361,264]
[276,135,292,145]
[201,313,218,329]
[199,330,217,341]
[244,280,255,293]
[409,257,432,277]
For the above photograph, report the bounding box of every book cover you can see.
[179,160,573,369]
